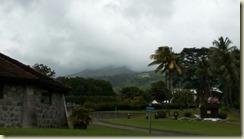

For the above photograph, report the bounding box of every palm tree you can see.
[210,37,239,106]
[148,46,182,115]
[194,57,212,105]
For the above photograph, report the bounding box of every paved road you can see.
[92,119,197,136]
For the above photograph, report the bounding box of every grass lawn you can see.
[101,109,241,136]
[0,109,240,136]
[102,118,240,136]
[0,125,150,136]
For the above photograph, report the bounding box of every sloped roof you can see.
[0,52,71,93]
[152,100,159,104]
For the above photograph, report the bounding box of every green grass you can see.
[102,115,241,136]
[0,125,150,136]
[0,109,240,136]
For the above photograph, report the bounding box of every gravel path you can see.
[92,119,197,136]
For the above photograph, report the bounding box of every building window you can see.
[41,90,52,104]
[0,84,3,99]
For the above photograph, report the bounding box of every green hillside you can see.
[66,66,164,91]
[95,71,164,91]
[67,66,135,78]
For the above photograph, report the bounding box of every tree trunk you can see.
[207,79,212,97]
[229,88,233,107]
[168,72,172,116]
[224,87,229,106]
[165,72,168,113]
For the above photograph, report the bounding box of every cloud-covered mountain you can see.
[66,66,163,90]
[67,65,135,78]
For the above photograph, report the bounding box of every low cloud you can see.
[0,0,240,76]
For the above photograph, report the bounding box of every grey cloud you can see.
[0,0,240,76]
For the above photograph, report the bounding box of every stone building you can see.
[0,52,71,128]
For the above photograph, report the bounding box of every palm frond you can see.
[148,60,162,66]
[155,63,165,73]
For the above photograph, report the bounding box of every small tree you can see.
[172,89,194,109]
[149,81,168,103]
[32,63,55,77]
[69,106,92,129]
[130,96,148,109]
[119,86,143,100]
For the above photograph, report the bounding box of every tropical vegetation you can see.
[56,36,239,115]
[69,106,93,129]
[22,36,240,135]
[32,63,56,77]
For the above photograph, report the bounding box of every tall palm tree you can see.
[210,37,239,106]
[148,47,182,74]
[230,49,240,103]
[148,46,182,115]
[195,57,212,105]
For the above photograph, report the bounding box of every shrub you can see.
[83,101,118,111]
[65,96,117,105]
[156,110,167,118]
[96,103,116,111]
[83,102,97,110]
[184,112,192,117]
[152,104,163,109]
[233,101,240,109]
[130,96,148,110]
[117,102,132,110]
[69,106,93,129]
[220,106,231,113]
[218,112,227,119]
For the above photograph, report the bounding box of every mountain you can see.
[96,71,163,91]
[67,66,135,78]
[66,66,164,90]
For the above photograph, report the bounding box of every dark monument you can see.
[199,96,220,119]
[200,104,220,118]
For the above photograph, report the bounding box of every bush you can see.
[117,102,132,110]
[162,103,197,109]
[96,103,116,111]
[152,104,163,109]
[65,96,117,105]
[130,96,148,110]
[156,110,167,118]
[162,103,176,109]
[184,112,192,117]
[69,106,93,129]
[83,102,97,110]
[218,112,227,119]
[83,101,118,111]
[220,106,231,113]
[233,101,240,109]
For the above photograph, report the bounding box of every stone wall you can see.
[0,84,24,128]
[0,83,68,128]
[35,90,67,128]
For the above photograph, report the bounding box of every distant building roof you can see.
[152,100,159,104]
[173,88,222,95]
[0,52,71,93]
[211,87,222,93]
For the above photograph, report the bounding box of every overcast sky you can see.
[0,0,240,76]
